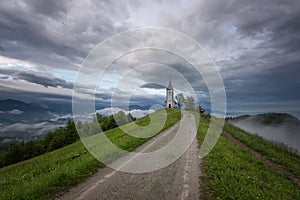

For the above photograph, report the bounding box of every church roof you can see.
[167,79,173,90]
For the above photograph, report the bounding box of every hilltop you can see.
[227,113,300,126]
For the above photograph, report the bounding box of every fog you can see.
[230,119,300,155]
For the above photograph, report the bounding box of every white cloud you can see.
[0,138,12,144]
[96,107,156,119]
[0,121,64,136]
[129,109,156,119]
[8,109,23,115]
[0,55,36,70]
[49,114,73,122]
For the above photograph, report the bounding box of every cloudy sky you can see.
[0,0,299,117]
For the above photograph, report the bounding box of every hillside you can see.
[199,114,300,199]
[0,109,181,200]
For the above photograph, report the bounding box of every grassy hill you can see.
[0,108,181,200]
[1,110,299,199]
[199,114,300,199]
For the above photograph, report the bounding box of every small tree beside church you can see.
[175,92,205,112]
[175,93,185,109]
[198,105,205,113]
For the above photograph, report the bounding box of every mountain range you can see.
[0,99,72,143]
[0,99,158,145]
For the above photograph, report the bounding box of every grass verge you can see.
[198,114,300,199]
[224,122,300,177]
[0,108,181,200]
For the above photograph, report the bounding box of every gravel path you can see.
[57,112,201,200]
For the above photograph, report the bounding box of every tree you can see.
[89,118,102,135]
[185,96,196,111]
[5,142,24,165]
[47,128,66,151]
[175,93,185,109]
[198,105,205,113]
[65,120,79,144]
[114,111,128,126]
[127,113,136,122]
[96,113,104,122]
[0,151,6,167]
[107,115,117,130]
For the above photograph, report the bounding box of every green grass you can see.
[198,114,300,200]
[224,122,300,177]
[0,108,181,200]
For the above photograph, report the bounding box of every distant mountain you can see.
[30,100,72,114]
[0,99,70,141]
[0,99,46,112]
[0,99,51,123]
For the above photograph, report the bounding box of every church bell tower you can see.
[165,79,176,108]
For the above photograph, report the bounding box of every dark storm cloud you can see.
[173,0,300,52]
[0,76,9,79]
[0,0,299,116]
[226,61,300,101]
[0,0,130,70]
[0,45,5,52]
[0,84,71,103]
[0,68,73,89]
[30,0,69,18]
[141,83,166,89]
[0,1,79,70]
[95,93,112,101]
[17,72,74,89]
[233,0,300,62]
[163,0,300,76]
[187,0,300,116]
[109,49,206,93]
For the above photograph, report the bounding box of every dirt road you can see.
[57,112,201,200]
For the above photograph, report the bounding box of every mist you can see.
[230,118,300,154]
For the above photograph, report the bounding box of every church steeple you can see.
[167,79,173,90]
[165,79,176,108]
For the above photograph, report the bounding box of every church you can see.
[165,79,177,108]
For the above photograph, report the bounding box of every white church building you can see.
[165,80,177,108]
